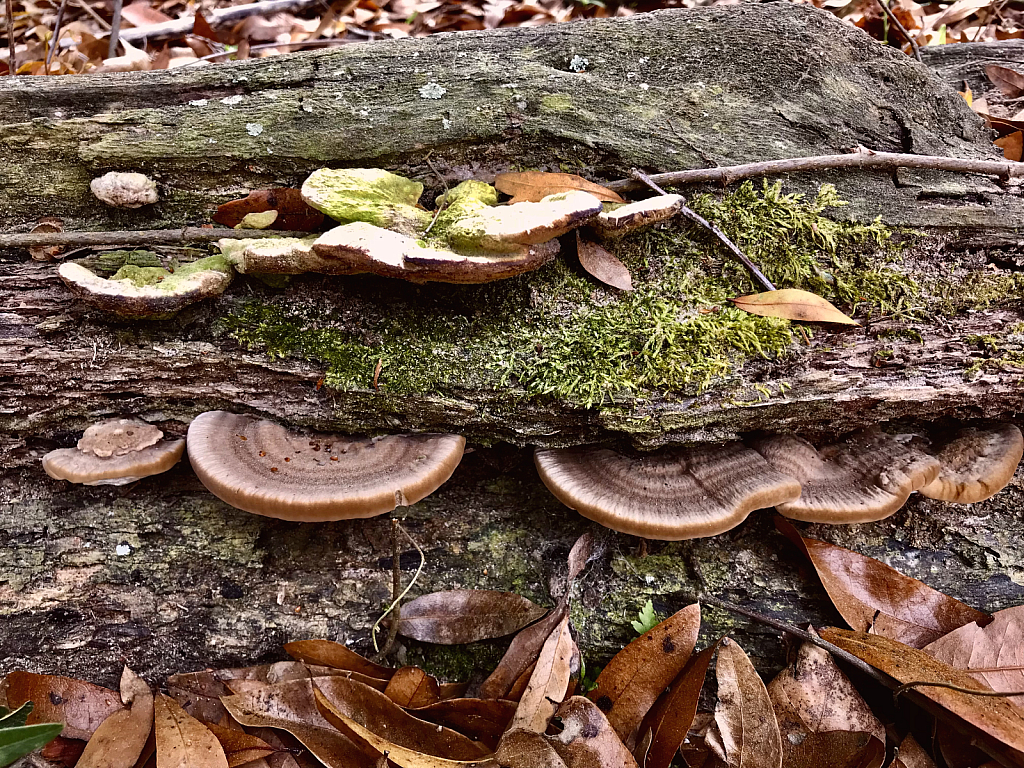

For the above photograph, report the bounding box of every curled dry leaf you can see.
[412,699,516,752]
[283,640,394,680]
[154,694,229,768]
[776,518,990,648]
[495,730,568,768]
[28,217,64,262]
[895,734,939,768]
[820,628,1024,761]
[3,671,124,740]
[926,604,1024,710]
[396,589,547,644]
[202,720,279,767]
[384,667,442,708]
[706,639,782,768]
[576,233,633,291]
[985,65,1024,98]
[587,604,701,749]
[510,613,574,734]
[77,667,154,768]
[995,132,1023,162]
[549,696,638,768]
[213,189,325,232]
[495,172,624,205]
[730,288,858,325]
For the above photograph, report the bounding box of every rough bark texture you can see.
[2,3,1024,727]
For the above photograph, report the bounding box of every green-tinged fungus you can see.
[301,168,433,236]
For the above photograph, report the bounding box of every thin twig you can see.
[631,168,775,292]
[107,0,122,59]
[5,0,15,75]
[72,0,110,31]
[187,37,353,63]
[606,149,1024,193]
[0,227,312,249]
[893,680,1024,703]
[423,154,450,236]
[372,518,403,662]
[45,0,68,73]
[877,0,922,62]
[371,521,424,653]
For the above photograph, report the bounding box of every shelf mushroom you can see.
[42,418,185,485]
[751,430,941,523]
[533,443,802,540]
[919,423,1023,503]
[186,411,466,521]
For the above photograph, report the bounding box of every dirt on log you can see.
[1,3,1023,710]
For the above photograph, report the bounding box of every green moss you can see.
[929,272,1024,313]
[405,641,505,683]
[110,254,232,290]
[223,181,916,407]
[962,327,1024,378]
[541,94,574,112]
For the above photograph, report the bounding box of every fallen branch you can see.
[606,149,1024,192]
[0,227,311,249]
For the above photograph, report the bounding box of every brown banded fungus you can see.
[752,430,941,523]
[42,418,185,485]
[58,255,233,318]
[919,423,1023,503]
[592,194,686,239]
[534,443,802,540]
[186,411,466,521]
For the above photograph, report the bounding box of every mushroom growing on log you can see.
[919,423,1024,504]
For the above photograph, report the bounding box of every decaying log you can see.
[2,4,1023,705]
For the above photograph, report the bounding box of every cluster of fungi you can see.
[42,415,1023,540]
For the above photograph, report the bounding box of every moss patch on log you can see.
[221,182,914,406]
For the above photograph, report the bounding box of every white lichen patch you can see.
[188,99,208,107]
[419,81,447,99]
[569,55,589,72]
[246,123,264,136]
[222,95,244,106]
[115,543,131,556]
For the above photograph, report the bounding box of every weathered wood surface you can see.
[2,5,1024,711]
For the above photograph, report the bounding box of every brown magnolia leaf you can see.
[154,694,229,768]
[566,532,596,585]
[77,667,154,768]
[192,9,221,42]
[986,65,1024,98]
[677,713,714,768]
[506,662,537,703]
[494,729,568,768]
[926,604,1024,709]
[587,604,700,749]
[41,737,88,765]
[495,172,625,205]
[3,671,124,740]
[120,1,174,26]
[510,613,574,734]
[730,288,858,325]
[576,233,633,291]
[28,217,64,262]
[213,189,325,231]
[221,678,377,768]
[312,683,497,768]
[820,628,1024,760]
[766,642,884,768]
[385,666,442,708]
[203,720,279,767]
[548,696,638,768]
[412,699,516,751]
[283,640,394,680]
[995,131,1024,162]
[396,589,547,644]
[777,518,990,648]
[895,734,938,768]
[637,640,719,768]
[706,639,782,768]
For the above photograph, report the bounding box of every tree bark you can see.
[2,4,1023,706]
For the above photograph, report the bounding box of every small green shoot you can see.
[0,703,63,768]
[631,599,660,635]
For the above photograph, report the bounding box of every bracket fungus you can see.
[919,423,1023,503]
[90,172,159,208]
[752,430,941,524]
[42,418,185,485]
[592,194,686,239]
[57,255,233,318]
[534,443,802,540]
[186,411,466,521]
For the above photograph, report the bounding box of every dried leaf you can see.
[820,628,1024,760]
[312,682,497,768]
[396,589,547,644]
[548,696,638,768]
[705,639,782,768]
[120,1,174,26]
[203,720,279,767]
[926,604,1024,709]
[777,518,990,648]
[959,87,973,107]
[730,289,858,325]
[495,172,625,204]
[283,640,394,680]
[213,189,325,231]
[506,663,537,703]
[895,734,938,768]
[192,10,221,43]
[384,667,442,708]
[509,613,574,734]
[154,694,229,768]
[412,699,516,751]
[637,640,719,768]
[28,217,64,262]
[587,604,700,749]
[494,729,568,768]
[566,532,596,585]
[995,131,1023,162]
[576,233,633,291]
[77,667,153,768]
[766,642,884,768]
[3,671,123,741]
[986,65,1024,98]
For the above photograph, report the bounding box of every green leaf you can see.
[631,599,660,635]
[0,703,33,730]
[0,723,64,767]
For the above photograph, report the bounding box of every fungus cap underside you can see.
[43,437,185,485]
[920,423,1023,503]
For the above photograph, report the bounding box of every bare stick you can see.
[45,0,69,73]
[632,168,776,292]
[606,149,1024,193]
[877,0,922,63]
[5,0,14,75]
[372,518,403,662]
[423,153,450,236]
[72,0,110,31]
[371,521,424,654]
[0,227,312,250]
[107,0,122,58]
